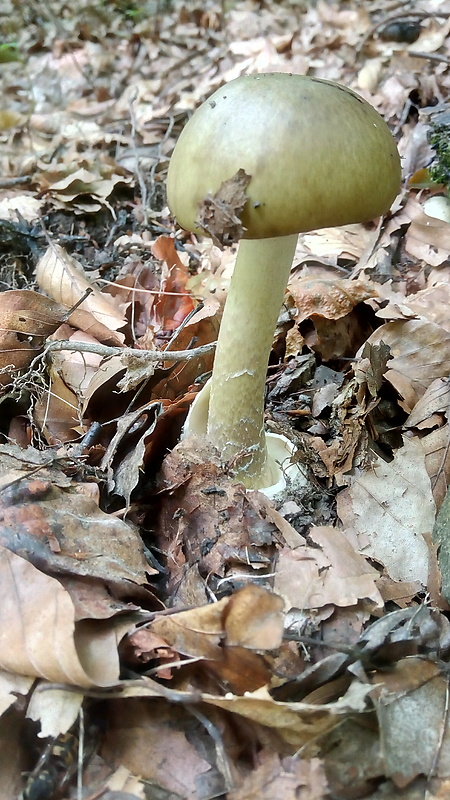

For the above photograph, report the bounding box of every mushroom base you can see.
[182,379,307,500]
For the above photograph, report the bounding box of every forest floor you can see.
[1,0,450,798]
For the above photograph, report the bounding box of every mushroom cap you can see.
[167,73,401,240]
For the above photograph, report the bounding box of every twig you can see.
[77,706,84,800]
[44,339,216,362]
[409,51,450,64]
[0,175,33,188]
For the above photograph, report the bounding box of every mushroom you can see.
[167,72,401,491]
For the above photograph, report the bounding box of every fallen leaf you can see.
[230,752,329,800]
[337,437,435,584]
[288,275,376,323]
[196,169,251,247]
[366,320,450,407]
[0,546,120,687]
[0,290,66,387]
[274,526,383,612]
[36,245,127,345]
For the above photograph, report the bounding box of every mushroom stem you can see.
[207,233,298,487]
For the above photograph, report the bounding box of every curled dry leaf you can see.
[114,673,372,751]
[0,546,120,687]
[149,585,284,658]
[287,275,377,323]
[367,320,450,409]
[140,585,284,693]
[33,362,81,445]
[36,245,127,346]
[204,679,372,749]
[46,165,133,214]
[406,209,450,267]
[403,379,450,508]
[0,290,66,387]
[100,400,162,508]
[404,377,450,431]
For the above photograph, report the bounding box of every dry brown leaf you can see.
[298,222,376,263]
[100,400,162,507]
[196,169,251,247]
[406,210,450,267]
[0,546,120,687]
[33,362,81,444]
[224,584,284,649]
[372,658,450,785]
[36,245,127,345]
[287,276,376,323]
[405,378,450,431]
[149,586,284,659]
[0,290,66,387]
[114,672,372,750]
[367,320,450,405]
[0,476,153,619]
[228,752,329,800]
[102,699,223,799]
[0,195,42,221]
[205,679,372,749]
[46,165,133,214]
[403,284,450,332]
[337,437,435,584]
[50,327,104,396]
[417,425,450,510]
[273,526,383,613]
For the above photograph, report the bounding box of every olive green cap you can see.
[167,73,401,241]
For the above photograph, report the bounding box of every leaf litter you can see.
[2,0,450,798]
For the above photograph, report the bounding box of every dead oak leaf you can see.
[228,751,329,800]
[288,275,377,323]
[196,169,251,247]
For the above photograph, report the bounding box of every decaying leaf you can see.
[372,658,450,786]
[0,476,154,617]
[0,290,66,387]
[288,275,377,323]
[36,245,127,345]
[273,526,383,613]
[228,752,329,800]
[0,546,121,687]
[337,437,435,584]
[367,320,450,409]
[196,169,251,247]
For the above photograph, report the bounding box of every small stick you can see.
[44,338,216,362]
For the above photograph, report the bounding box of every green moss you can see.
[428,123,450,189]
